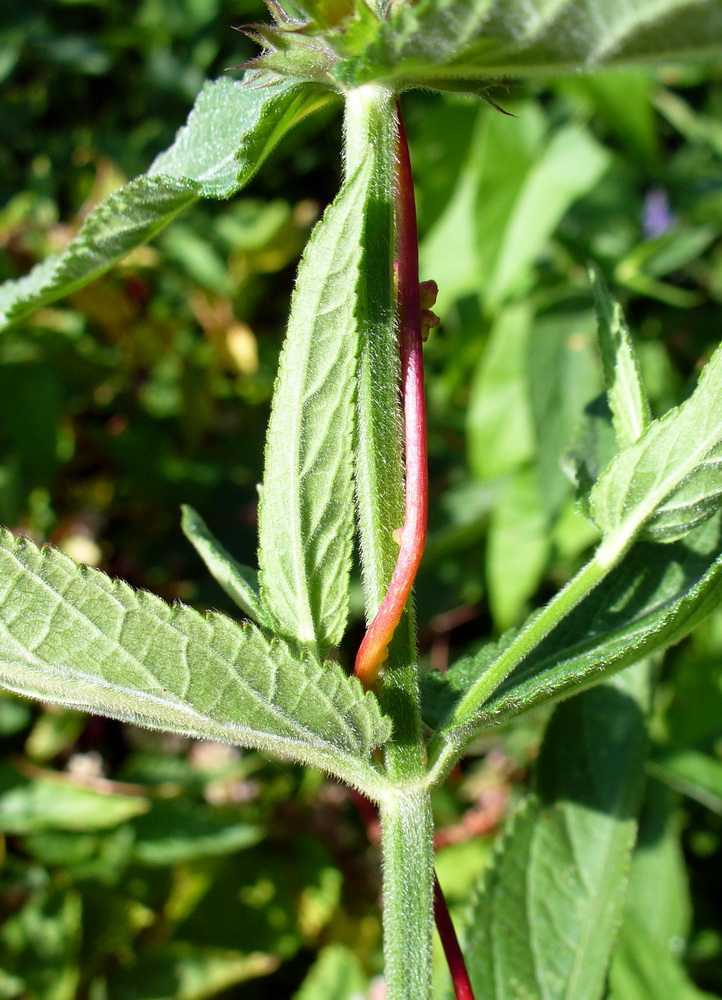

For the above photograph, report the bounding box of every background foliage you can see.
[1,1,722,997]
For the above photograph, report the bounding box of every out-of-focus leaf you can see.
[481,124,609,310]
[107,944,277,1000]
[0,529,391,792]
[557,68,659,168]
[421,108,608,315]
[486,467,549,630]
[461,667,648,1000]
[528,307,601,516]
[0,885,82,1000]
[178,835,341,958]
[0,762,149,834]
[0,73,332,330]
[292,944,367,1000]
[130,798,262,866]
[609,913,717,1000]
[624,783,692,950]
[649,750,722,814]
[258,157,372,653]
[467,303,534,480]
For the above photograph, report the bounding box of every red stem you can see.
[354,99,428,687]
[434,874,477,1000]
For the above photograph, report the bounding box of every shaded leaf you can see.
[0,529,390,792]
[258,156,372,652]
[107,944,277,1000]
[0,885,82,1000]
[131,798,262,866]
[0,762,149,834]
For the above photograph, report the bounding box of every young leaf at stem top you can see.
[257,155,373,655]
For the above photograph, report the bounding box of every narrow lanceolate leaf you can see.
[0,530,391,793]
[258,157,372,653]
[592,267,651,449]
[461,666,649,1000]
[591,342,722,549]
[359,0,722,90]
[0,72,333,331]
[424,513,722,744]
[181,505,269,626]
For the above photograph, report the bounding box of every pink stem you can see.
[434,874,477,1000]
[354,100,428,688]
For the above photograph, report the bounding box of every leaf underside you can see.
[366,0,722,87]
[257,157,373,653]
[424,512,722,741]
[0,529,390,786]
[0,72,333,331]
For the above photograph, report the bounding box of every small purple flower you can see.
[643,187,675,239]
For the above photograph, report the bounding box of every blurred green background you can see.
[2,1,722,997]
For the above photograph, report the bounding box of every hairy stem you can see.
[379,788,435,1000]
[344,86,432,999]
[355,101,428,689]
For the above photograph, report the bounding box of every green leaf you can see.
[592,268,651,449]
[486,467,550,630]
[424,512,722,740]
[0,73,332,331]
[292,944,367,1000]
[466,303,535,480]
[461,667,649,1000]
[420,108,609,316]
[107,944,277,1000]
[528,307,601,516]
[609,913,717,1000]
[0,761,149,834]
[623,783,692,949]
[257,156,372,653]
[649,749,722,814]
[591,341,722,547]
[358,0,722,90]
[0,885,82,1000]
[181,505,268,625]
[130,798,262,866]
[0,529,390,793]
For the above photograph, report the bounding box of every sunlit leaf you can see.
[0,73,332,330]
[258,156,373,653]
[0,529,390,792]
